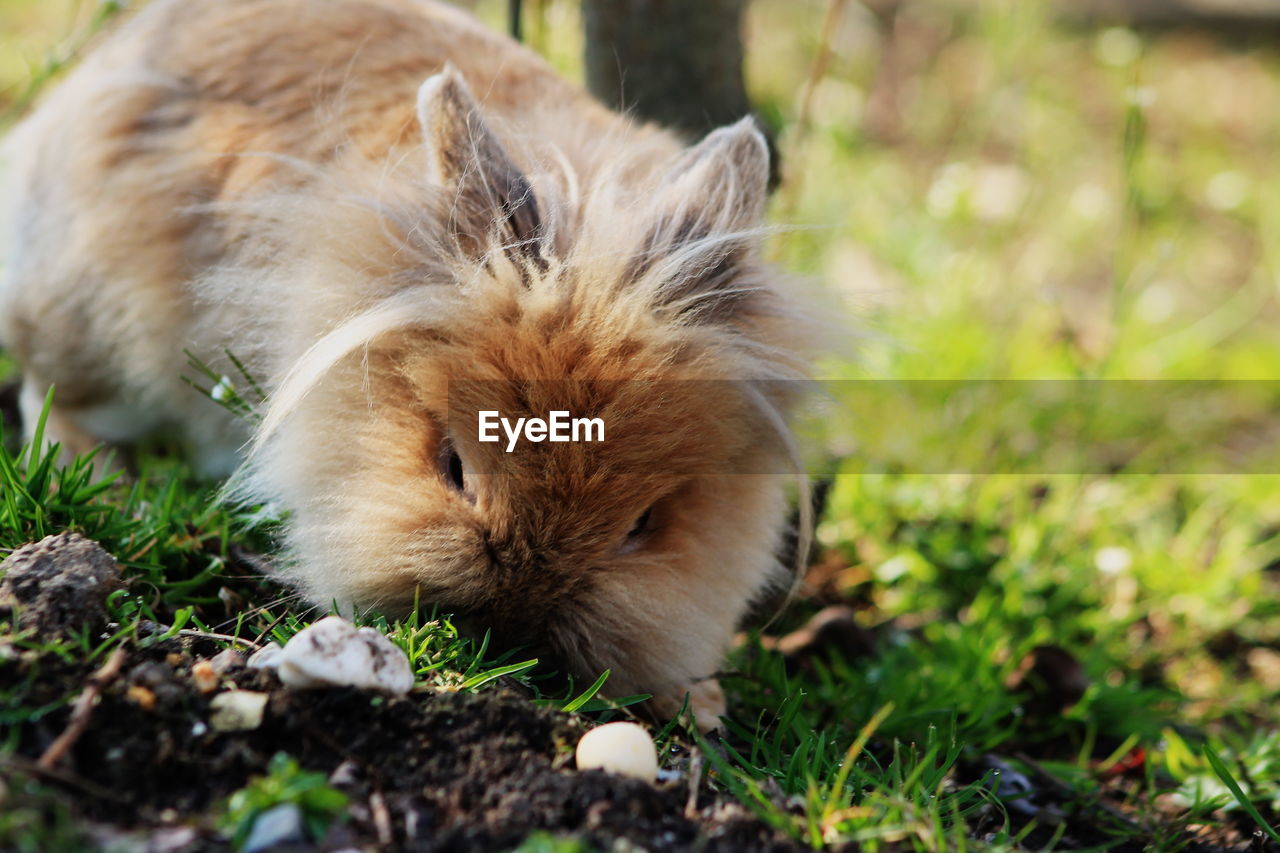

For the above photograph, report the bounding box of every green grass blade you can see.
[561,669,610,713]
[1202,744,1280,845]
[460,659,538,691]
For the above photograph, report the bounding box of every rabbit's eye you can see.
[626,506,654,540]
[617,505,657,554]
[437,438,469,498]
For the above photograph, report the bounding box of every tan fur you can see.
[0,0,810,729]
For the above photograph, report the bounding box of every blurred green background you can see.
[6,0,1280,381]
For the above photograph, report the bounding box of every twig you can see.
[685,747,704,819]
[1,755,129,803]
[371,788,394,846]
[37,646,129,770]
[175,628,262,650]
[797,0,851,137]
[776,0,851,222]
[254,609,291,645]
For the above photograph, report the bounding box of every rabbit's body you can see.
[3,0,641,472]
[1,0,808,727]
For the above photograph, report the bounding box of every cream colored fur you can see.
[0,0,811,729]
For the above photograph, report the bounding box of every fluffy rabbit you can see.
[0,0,810,728]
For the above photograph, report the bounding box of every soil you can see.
[0,533,803,851]
[2,628,803,852]
[1,535,1272,852]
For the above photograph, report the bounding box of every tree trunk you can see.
[581,0,753,139]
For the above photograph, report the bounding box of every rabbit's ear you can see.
[417,66,543,264]
[663,117,770,232]
[637,118,771,319]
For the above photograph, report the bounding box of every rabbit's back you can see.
[0,0,650,466]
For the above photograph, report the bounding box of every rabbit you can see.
[0,0,811,730]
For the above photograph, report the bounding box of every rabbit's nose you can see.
[480,527,552,575]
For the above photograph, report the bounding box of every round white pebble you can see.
[273,615,413,695]
[575,722,658,782]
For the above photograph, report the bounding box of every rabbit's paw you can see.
[651,678,726,733]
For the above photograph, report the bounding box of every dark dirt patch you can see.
[0,532,122,640]
[2,635,803,851]
[3,540,1271,851]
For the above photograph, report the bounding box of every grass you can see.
[218,753,350,850]
[2,0,1280,850]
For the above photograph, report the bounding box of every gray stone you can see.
[0,532,122,639]
[243,803,307,853]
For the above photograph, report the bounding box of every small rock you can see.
[248,644,285,669]
[130,661,173,687]
[575,721,659,782]
[86,824,199,853]
[126,685,157,711]
[978,755,1041,818]
[0,533,122,639]
[243,803,306,853]
[328,759,362,788]
[209,648,246,674]
[274,616,413,695]
[191,660,220,694]
[128,660,185,705]
[208,690,269,732]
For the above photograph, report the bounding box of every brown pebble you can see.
[165,653,184,667]
[127,685,157,711]
[191,660,219,694]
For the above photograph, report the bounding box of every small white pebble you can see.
[247,644,284,669]
[208,690,268,732]
[275,616,413,695]
[575,722,659,782]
